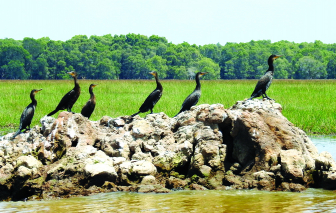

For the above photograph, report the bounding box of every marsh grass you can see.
[0,79,335,135]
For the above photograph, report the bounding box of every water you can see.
[0,189,336,212]
[0,136,336,213]
[310,135,336,158]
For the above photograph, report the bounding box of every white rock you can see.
[280,149,306,178]
[16,155,42,169]
[131,160,157,175]
[85,163,117,178]
[17,166,32,178]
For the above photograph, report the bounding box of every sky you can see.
[0,0,335,45]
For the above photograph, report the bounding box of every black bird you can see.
[131,71,163,117]
[248,55,281,100]
[47,71,80,116]
[175,72,208,116]
[81,84,97,119]
[12,89,42,139]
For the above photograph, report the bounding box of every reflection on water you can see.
[0,189,336,213]
[0,137,336,212]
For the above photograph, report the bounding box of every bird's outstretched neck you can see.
[154,74,163,91]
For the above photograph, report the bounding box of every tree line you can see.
[0,34,336,80]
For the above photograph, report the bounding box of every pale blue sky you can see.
[0,0,335,45]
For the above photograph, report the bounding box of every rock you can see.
[280,149,306,179]
[131,120,153,138]
[315,151,336,170]
[190,183,208,190]
[199,165,212,177]
[166,177,188,189]
[85,163,117,180]
[0,99,335,201]
[131,161,157,176]
[0,164,14,179]
[16,155,42,169]
[17,166,32,178]
[141,175,157,185]
[137,184,170,193]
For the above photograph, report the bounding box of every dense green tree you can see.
[1,60,26,79]
[0,35,335,80]
[194,57,220,80]
[146,56,168,79]
[297,56,327,79]
[274,58,291,79]
[23,37,46,60]
[30,57,48,79]
[327,55,336,79]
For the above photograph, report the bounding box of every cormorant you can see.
[248,55,281,100]
[175,72,208,116]
[12,89,42,139]
[47,71,80,116]
[131,71,163,117]
[81,84,97,119]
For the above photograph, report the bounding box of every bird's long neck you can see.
[155,75,163,91]
[195,73,201,90]
[30,92,37,106]
[89,86,95,100]
[267,59,275,72]
[74,76,80,90]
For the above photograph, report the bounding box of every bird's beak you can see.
[201,72,209,76]
[92,84,97,88]
[149,72,156,77]
[274,55,282,59]
[67,72,75,76]
[35,89,42,94]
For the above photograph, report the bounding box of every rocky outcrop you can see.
[0,99,335,201]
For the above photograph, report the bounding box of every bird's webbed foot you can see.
[265,95,274,101]
[67,109,75,114]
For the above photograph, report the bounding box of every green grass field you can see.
[0,79,335,136]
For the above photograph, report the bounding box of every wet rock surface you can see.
[0,99,335,201]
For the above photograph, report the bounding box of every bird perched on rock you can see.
[131,71,163,117]
[12,89,42,139]
[248,54,281,100]
[175,72,208,116]
[47,71,80,116]
[81,84,97,119]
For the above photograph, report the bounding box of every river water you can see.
[1,136,336,213]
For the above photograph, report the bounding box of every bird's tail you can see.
[11,129,21,140]
[174,111,181,117]
[131,111,140,117]
[249,92,258,100]
[174,108,184,117]
[47,109,59,116]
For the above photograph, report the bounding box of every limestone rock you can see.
[131,160,157,176]
[141,175,157,185]
[280,149,305,179]
[0,99,335,201]
[85,163,117,180]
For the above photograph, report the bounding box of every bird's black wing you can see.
[19,103,35,130]
[81,100,95,118]
[55,89,75,110]
[179,91,201,113]
[251,74,272,97]
[139,89,162,112]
